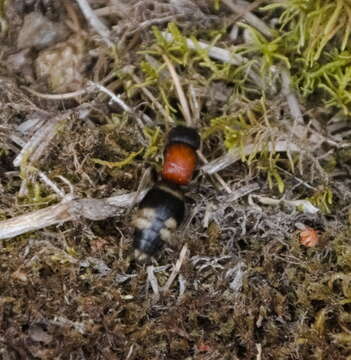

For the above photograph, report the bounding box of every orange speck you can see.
[299,227,319,247]
[162,143,197,185]
[197,343,211,352]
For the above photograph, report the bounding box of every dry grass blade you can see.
[280,67,307,138]
[162,244,188,293]
[162,54,193,127]
[88,80,153,131]
[37,171,66,198]
[22,85,91,100]
[13,111,74,167]
[201,140,300,175]
[197,151,232,193]
[162,31,245,66]
[147,265,160,302]
[129,72,174,125]
[75,0,113,47]
[161,31,263,87]
[222,0,273,38]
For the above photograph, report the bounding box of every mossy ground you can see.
[1,1,351,359]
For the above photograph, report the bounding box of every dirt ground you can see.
[1,1,351,359]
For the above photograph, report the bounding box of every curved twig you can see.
[0,190,148,240]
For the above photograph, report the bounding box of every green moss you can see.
[308,187,333,213]
[91,148,144,169]
[237,24,289,75]
[262,0,351,114]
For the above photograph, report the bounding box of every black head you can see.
[167,125,200,150]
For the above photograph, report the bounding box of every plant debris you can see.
[0,0,351,359]
[299,227,320,248]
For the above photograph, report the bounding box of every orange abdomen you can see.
[162,143,197,185]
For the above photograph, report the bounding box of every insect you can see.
[299,227,320,247]
[132,125,200,260]
[132,182,185,260]
[162,125,201,185]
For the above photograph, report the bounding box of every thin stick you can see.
[198,151,232,194]
[201,140,300,175]
[88,81,151,128]
[147,265,160,301]
[276,166,317,191]
[162,31,245,66]
[63,0,82,33]
[162,31,263,87]
[38,171,66,198]
[22,86,91,100]
[93,6,121,17]
[129,16,178,34]
[280,67,306,138]
[256,343,262,360]
[75,0,113,47]
[188,84,201,124]
[162,54,193,127]
[94,0,129,17]
[126,168,152,216]
[129,72,174,125]
[21,72,116,101]
[222,0,273,38]
[88,81,133,114]
[162,244,188,293]
[252,195,319,214]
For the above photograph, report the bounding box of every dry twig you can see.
[202,140,300,174]
[88,80,153,128]
[0,190,148,240]
[251,194,319,214]
[147,265,160,302]
[162,31,263,86]
[162,244,188,293]
[162,54,193,127]
[22,86,91,100]
[13,111,74,167]
[129,71,174,125]
[280,67,307,138]
[75,0,113,47]
[162,31,244,66]
[222,0,273,38]
[197,151,232,193]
